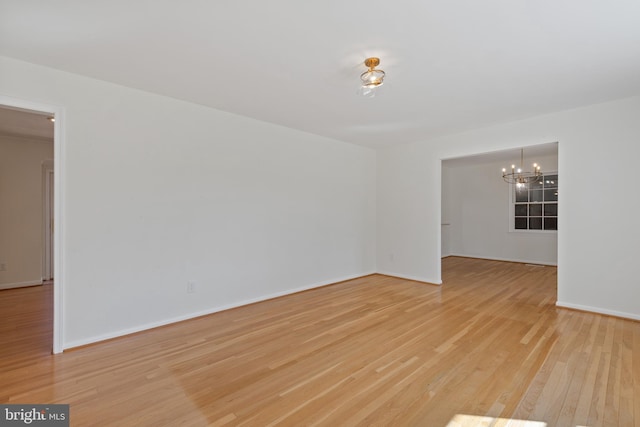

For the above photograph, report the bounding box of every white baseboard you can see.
[63,271,377,350]
[445,253,557,266]
[556,301,640,322]
[0,280,42,290]
[376,270,442,285]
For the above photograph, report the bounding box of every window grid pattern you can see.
[513,174,558,231]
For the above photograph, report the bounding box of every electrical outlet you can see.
[0,263,6,271]
[186,281,196,294]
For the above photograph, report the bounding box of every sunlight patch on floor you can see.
[447,414,547,427]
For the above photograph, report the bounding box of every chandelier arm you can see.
[502,172,542,185]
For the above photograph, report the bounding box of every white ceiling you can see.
[0,1,639,149]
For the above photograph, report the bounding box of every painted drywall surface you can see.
[0,56,377,347]
[0,136,53,288]
[378,95,640,318]
[377,141,441,283]
[442,154,558,265]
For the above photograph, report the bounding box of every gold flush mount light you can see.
[359,57,385,97]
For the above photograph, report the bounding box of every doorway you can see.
[440,142,559,266]
[0,96,64,354]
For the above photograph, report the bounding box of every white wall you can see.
[442,153,558,265]
[0,135,53,288]
[378,96,640,320]
[0,56,377,348]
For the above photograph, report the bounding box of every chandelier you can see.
[502,148,542,187]
[359,57,385,97]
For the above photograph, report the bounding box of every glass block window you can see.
[512,174,558,231]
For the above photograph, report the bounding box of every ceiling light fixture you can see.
[501,148,542,188]
[359,57,385,97]
[47,116,55,123]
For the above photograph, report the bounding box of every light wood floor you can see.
[1,257,639,426]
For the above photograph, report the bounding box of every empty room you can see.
[1,1,639,426]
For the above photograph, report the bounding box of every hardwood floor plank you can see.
[1,257,639,426]
[620,323,635,427]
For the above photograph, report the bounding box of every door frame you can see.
[42,160,54,281]
[0,95,65,354]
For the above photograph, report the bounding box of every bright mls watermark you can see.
[0,405,69,426]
